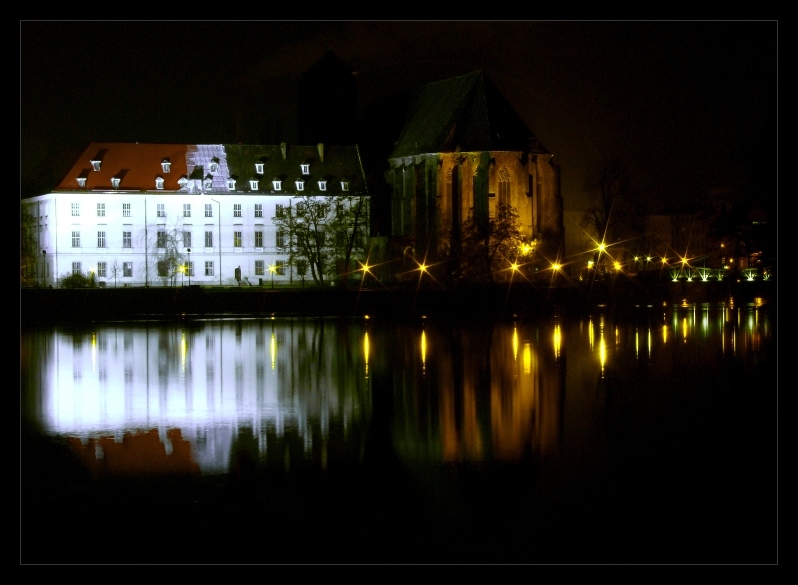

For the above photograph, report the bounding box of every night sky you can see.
[21,21,777,215]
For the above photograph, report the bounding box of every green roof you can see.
[390,71,549,158]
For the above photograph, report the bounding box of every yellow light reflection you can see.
[512,326,519,361]
[420,330,427,375]
[363,331,370,379]
[553,324,561,360]
[635,328,639,360]
[181,332,187,372]
[92,332,97,372]
[682,317,688,343]
[523,342,531,374]
[270,332,276,371]
[662,323,668,344]
[588,318,595,350]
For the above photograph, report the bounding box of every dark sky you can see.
[21,21,777,214]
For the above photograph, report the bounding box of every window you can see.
[155,177,164,190]
[183,231,192,248]
[318,180,327,191]
[205,231,213,247]
[275,204,284,218]
[157,261,168,277]
[112,177,121,189]
[123,203,131,217]
[71,231,81,248]
[157,231,167,248]
[296,260,307,276]
[157,203,165,217]
[341,181,349,191]
[301,163,310,175]
[498,166,511,207]
[336,202,344,217]
[255,260,264,276]
[296,180,305,191]
[97,262,107,278]
[97,231,106,248]
[205,261,214,276]
[276,260,285,275]
[91,160,101,171]
[204,177,213,191]
[227,178,236,190]
[162,159,171,173]
[249,180,259,190]
[186,261,194,277]
[77,177,87,188]
[71,203,80,217]
[183,204,191,217]
[255,204,263,217]
[276,230,285,248]
[255,163,264,175]
[272,180,281,191]
[123,262,133,277]
[234,231,242,247]
[97,203,105,217]
[255,230,263,248]
[205,204,213,217]
[234,204,242,217]
[72,262,82,274]
[209,160,219,174]
[123,231,132,248]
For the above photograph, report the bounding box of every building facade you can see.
[386,71,564,279]
[22,141,369,288]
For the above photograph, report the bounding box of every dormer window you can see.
[300,163,310,175]
[161,159,171,173]
[272,180,282,191]
[227,178,236,190]
[91,160,101,171]
[178,176,189,191]
[77,177,87,188]
[209,158,219,174]
[340,181,350,192]
[295,180,305,191]
[318,180,327,191]
[111,177,121,189]
[249,179,259,190]
[255,163,264,175]
[203,175,213,191]
[155,176,164,190]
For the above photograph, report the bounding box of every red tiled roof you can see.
[56,142,190,191]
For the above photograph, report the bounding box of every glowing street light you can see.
[268,263,277,289]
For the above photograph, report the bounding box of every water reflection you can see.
[21,302,773,478]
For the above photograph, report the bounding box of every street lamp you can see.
[268,263,277,289]
[187,248,191,286]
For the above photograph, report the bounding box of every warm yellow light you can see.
[418,263,427,273]
[511,262,519,272]
[268,264,277,274]
[551,262,561,271]
[598,243,606,253]
[614,261,621,271]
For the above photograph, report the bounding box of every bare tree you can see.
[459,204,527,283]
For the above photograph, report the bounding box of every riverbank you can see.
[21,276,776,326]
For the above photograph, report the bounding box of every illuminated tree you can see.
[459,204,526,283]
[272,194,369,287]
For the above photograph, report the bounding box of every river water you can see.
[21,302,777,564]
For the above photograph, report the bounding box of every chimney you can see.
[317,143,325,162]
[281,142,287,160]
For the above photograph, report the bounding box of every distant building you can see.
[385,71,564,279]
[21,141,368,288]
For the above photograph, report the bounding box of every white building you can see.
[22,141,369,288]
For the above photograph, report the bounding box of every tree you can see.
[155,226,187,286]
[272,194,369,287]
[109,260,123,288]
[458,204,527,283]
[20,206,40,287]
